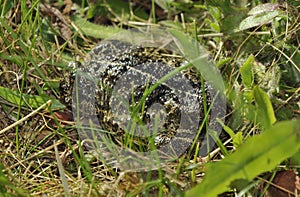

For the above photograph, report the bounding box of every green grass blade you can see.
[185,119,300,197]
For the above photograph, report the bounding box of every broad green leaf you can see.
[237,10,282,32]
[248,3,280,16]
[240,54,254,88]
[0,86,65,110]
[253,86,276,129]
[71,16,122,39]
[186,119,300,197]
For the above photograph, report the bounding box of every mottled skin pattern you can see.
[63,40,215,159]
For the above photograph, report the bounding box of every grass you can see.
[0,0,299,196]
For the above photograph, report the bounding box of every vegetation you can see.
[0,0,299,196]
